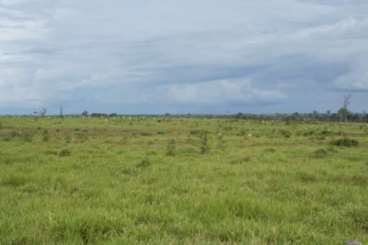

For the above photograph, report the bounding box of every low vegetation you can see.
[0,116,367,244]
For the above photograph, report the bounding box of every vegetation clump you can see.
[312,148,329,158]
[64,135,72,144]
[58,149,71,157]
[217,132,225,150]
[136,157,151,168]
[279,129,292,138]
[21,131,33,142]
[42,129,49,142]
[166,139,176,156]
[200,131,210,154]
[331,138,359,147]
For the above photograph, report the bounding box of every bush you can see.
[331,138,359,147]
[320,129,333,136]
[279,129,292,138]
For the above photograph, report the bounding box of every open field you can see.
[0,116,367,244]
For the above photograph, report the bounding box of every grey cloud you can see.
[0,0,367,113]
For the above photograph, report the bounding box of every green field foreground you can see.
[0,117,367,244]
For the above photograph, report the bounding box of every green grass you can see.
[0,116,367,244]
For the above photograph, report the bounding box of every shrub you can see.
[166,139,176,156]
[331,138,359,147]
[320,129,333,136]
[303,130,315,137]
[58,149,71,157]
[279,129,292,138]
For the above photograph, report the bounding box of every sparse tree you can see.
[34,107,47,117]
[82,110,89,117]
[337,95,352,122]
[59,105,64,118]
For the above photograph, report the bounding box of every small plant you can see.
[166,139,176,156]
[21,131,33,142]
[229,157,251,165]
[279,129,292,138]
[200,132,210,154]
[217,132,225,149]
[3,136,12,142]
[76,133,88,143]
[331,138,359,147]
[136,156,151,168]
[320,129,333,136]
[10,130,18,138]
[1,175,27,187]
[303,130,315,137]
[58,149,71,157]
[64,135,72,144]
[313,148,329,158]
[264,148,276,153]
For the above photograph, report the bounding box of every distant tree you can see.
[82,110,89,117]
[41,108,47,117]
[59,105,64,118]
[34,107,47,117]
[337,95,352,122]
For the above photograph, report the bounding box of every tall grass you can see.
[0,117,367,244]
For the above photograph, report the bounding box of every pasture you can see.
[0,116,367,244]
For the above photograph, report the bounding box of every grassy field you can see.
[0,116,367,244]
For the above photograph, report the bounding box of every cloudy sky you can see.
[0,0,367,114]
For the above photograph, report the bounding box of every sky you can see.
[0,0,368,115]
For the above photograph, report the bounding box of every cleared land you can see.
[0,117,367,244]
